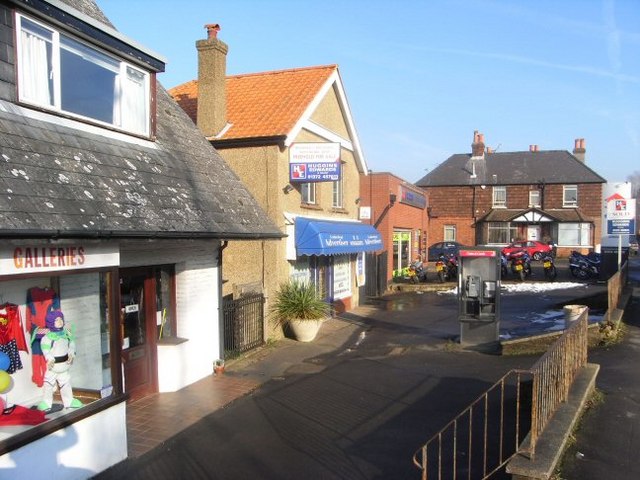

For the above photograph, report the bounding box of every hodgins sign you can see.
[2,244,119,275]
[289,142,341,182]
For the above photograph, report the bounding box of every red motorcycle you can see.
[436,253,458,282]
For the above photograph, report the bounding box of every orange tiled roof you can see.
[168,65,338,140]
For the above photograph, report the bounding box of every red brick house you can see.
[416,131,607,257]
[359,172,428,283]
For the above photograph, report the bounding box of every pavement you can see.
[94,255,640,480]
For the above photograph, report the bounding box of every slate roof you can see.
[168,65,338,141]
[415,150,607,187]
[0,0,282,240]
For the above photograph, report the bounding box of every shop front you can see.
[289,217,382,312]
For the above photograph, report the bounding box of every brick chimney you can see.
[471,130,485,158]
[572,138,586,162]
[196,23,228,137]
[529,145,539,152]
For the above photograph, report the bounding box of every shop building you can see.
[0,0,280,476]
[169,27,381,321]
[359,172,428,285]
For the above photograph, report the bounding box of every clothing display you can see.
[26,287,60,387]
[0,303,28,352]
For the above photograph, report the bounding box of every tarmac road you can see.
[93,267,625,480]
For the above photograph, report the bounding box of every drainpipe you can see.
[217,240,228,362]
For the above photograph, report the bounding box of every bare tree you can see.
[627,171,640,197]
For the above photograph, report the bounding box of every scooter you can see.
[436,254,458,282]
[541,253,557,281]
[408,260,428,283]
[509,250,532,281]
[569,250,601,280]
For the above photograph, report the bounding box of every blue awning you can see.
[295,217,383,256]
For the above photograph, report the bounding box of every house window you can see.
[16,14,150,136]
[493,186,507,207]
[332,177,343,208]
[563,185,578,207]
[301,183,316,204]
[558,222,591,246]
[529,190,541,208]
[444,225,456,241]
[487,222,518,244]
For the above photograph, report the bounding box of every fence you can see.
[222,293,265,357]
[607,259,628,316]
[413,307,589,479]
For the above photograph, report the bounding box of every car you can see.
[501,240,554,261]
[427,241,463,262]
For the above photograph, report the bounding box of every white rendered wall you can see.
[0,402,127,479]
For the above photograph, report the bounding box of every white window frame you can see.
[301,182,316,204]
[558,222,591,246]
[563,185,578,207]
[492,186,507,208]
[444,225,456,242]
[15,13,151,137]
[529,190,541,208]
[332,176,343,208]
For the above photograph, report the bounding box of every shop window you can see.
[493,186,507,207]
[156,266,176,340]
[0,271,114,435]
[487,222,517,244]
[16,13,151,136]
[301,182,316,204]
[558,222,591,246]
[563,185,578,207]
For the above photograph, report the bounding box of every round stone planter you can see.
[288,318,324,342]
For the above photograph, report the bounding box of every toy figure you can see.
[37,310,82,411]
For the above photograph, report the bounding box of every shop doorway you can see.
[119,268,158,401]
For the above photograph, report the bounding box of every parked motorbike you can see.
[541,253,557,281]
[408,260,428,283]
[569,250,601,280]
[436,253,458,282]
[500,253,509,278]
[509,250,532,281]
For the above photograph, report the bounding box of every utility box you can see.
[457,247,501,349]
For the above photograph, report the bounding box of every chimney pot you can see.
[471,130,485,158]
[205,23,221,39]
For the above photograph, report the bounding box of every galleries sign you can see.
[289,142,341,182]
[1,243,119,275]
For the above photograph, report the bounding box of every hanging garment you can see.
[0,339,23,374]
[26,287,60,387]
[0,303,28,352]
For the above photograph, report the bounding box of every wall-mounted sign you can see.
[399,186,427,209]
[289,142,341,182]
[359,206,371,220]
[1,243,120,275]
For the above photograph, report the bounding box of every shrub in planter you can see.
[272,280,331,342]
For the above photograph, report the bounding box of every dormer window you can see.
[16,14,150,136]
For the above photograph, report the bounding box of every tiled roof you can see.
[416,151,607,187]
[168,65,338,140]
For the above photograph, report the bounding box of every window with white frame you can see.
[487,222,518,244]
[492,186,507,207]
[444,225,456,241]
[563,185,578,207]
[301,183,316,204]
[558,222,591,246]
[16,14,150,136]
[332,176,343,208]
[529,190,541,207]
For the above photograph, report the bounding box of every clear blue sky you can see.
[100,0,640,185]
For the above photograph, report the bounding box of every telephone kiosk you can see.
[457,247,501,348]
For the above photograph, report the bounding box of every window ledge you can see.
[158,337,189,346]
[300,203,323,211]
[0,394,127,456]
[329,208,349,214]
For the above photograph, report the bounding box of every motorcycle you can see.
[500,253,509,278]
[569,250,601,280]
[407,260,428,284]
[541,253,557,281]
[436,253,458,282]
[509,250,532,281]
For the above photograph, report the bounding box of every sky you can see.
[100,0,640,185]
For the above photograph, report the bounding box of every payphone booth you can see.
[457,247,501,348]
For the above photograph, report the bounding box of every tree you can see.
[627,171,640,197]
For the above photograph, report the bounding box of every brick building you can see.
[416,131,607,257]
[359,172,428,283]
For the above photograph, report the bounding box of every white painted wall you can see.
[0,402,127,479]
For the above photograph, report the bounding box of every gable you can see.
[309,84,350,139]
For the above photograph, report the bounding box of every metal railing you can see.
[413,307,589,479]
[222,293,265,357]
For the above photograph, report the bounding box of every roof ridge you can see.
[227,64,338,80]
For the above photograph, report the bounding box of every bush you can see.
[272,280,330,323]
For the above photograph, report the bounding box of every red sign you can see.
[459,250,496,257]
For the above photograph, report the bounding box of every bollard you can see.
[564,304,587,330]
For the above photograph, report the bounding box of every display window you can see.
[0,270,115,440]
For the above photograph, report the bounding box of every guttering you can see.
[209,135,287,149]
[0,229,285,241]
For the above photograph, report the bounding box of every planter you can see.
[288,318,324,342]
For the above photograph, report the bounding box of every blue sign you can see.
[607,219,635,235]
